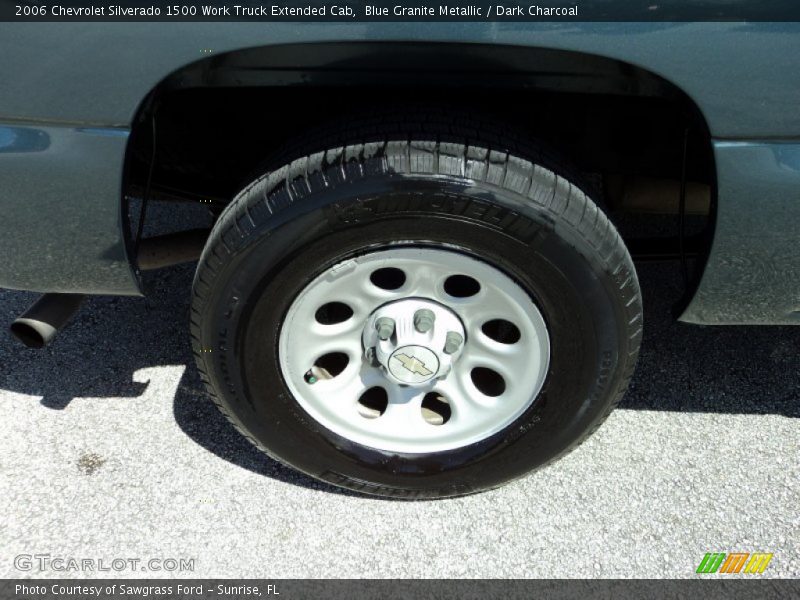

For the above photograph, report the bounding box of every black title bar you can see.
[4,0,800,21]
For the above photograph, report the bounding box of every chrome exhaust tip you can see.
[10,293,85,348]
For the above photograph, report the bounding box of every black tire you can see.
[191,113,642,499]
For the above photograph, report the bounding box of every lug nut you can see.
[414,309,435,333]
[444,331,464,354]
[365,347,380,367]
[375,317,395,341]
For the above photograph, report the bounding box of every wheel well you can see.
[124,41,716,300]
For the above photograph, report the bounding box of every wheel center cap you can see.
[388,345,440,384]
[362,298,466,387]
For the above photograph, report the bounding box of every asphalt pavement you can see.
[0,207,798,579]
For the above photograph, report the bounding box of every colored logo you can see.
[696,552,773,574]
[394,353,434,377]
[388,345,439,384]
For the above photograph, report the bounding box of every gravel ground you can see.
[0,209,798,579]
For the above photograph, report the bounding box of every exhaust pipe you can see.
[10,293,85,349]
[9,229,209,349]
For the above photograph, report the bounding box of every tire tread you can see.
[190,110,642,496]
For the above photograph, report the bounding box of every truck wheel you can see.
[191,115,642,499]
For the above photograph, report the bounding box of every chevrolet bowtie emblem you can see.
[394,353,433,377]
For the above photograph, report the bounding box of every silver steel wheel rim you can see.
[278,247,550,454]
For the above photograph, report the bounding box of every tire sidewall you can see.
[197,174,631,498]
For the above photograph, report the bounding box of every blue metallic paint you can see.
[2,23,799,137]
[681,141,800,324]
[0,124,137,295]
